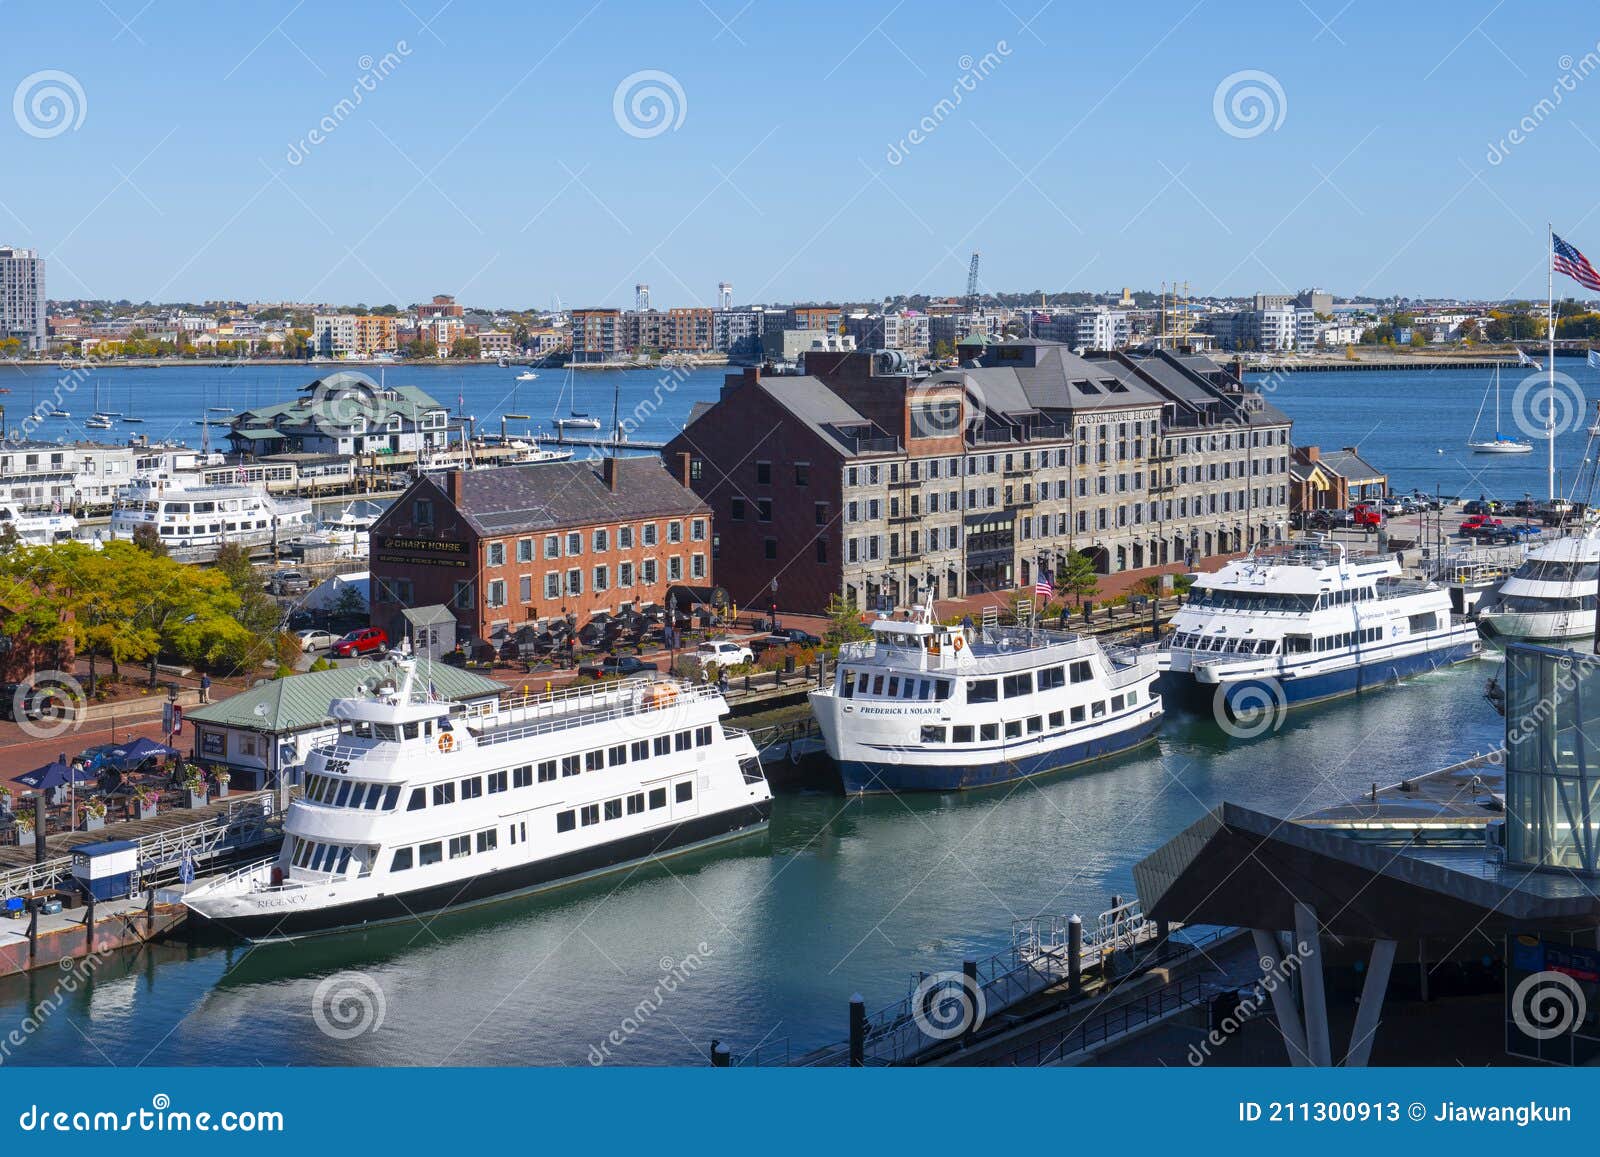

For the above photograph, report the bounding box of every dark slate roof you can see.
[964,350,1164,414]
[440,456,707,536]
[1315,448,1386,483]
[752,376,893,456]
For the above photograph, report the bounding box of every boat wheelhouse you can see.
[809,595,1163,793]
[184,650,772,940]
[1476,528,1600,641]
[1161,540,1481,715]
[109,475,312,552]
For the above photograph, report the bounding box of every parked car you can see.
[688,640,755,671]
[1351,503,1384,527]
[767,627,823,647]
[1460,517,1506,539]
[267,569,311,596]
[577,656,659,680]
[1459,514,1501,534]
[331,627,388,657]
[295,629,339,652]
[1462,499,1499,516]
[1306,509,1354,530]
[1380,497,1412,516]
[1508,523,1542,539]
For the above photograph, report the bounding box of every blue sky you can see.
[10,0,1600,307]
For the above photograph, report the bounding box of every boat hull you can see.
[833,713,1162,794]
[1478,608,1595,642]
[1160,638,1481,715]
[188,799,772,941]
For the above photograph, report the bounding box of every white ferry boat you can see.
[184,652,772,940]
[1476,528,1600,641]
[110,475,312,551]
[809,595,1163,793]
[1161,540,1481,715]
[0,503,79,546]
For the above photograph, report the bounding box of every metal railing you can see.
[992,974,1209,1067]
[475,682,722,748]
[0,795,284,900]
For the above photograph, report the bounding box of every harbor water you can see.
[0,662,1503,1065]
[0,359,1555,1065]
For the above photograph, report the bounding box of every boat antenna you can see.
[1548,223,1557,504]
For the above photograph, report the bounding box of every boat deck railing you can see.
[475,679,720,748]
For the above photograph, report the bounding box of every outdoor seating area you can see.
[2,736,233,847]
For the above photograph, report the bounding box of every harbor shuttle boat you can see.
[809,594,1163,793]
[1160,540,1481,715]
[1476,527,1600,642]
[184,652,773,940]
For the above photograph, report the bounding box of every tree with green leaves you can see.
[824,593,871,645]
[1060,551,1100,608]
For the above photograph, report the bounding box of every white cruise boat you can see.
[294,500,384,559]
[1476,528,1600,641]
[1161,540,1481,716]
[185,652,772,940]
[809,594,1163,793]
[0,503,79,546]
[110,475,312,551]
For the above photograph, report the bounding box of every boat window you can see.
[953,725,974,742]
[374,724,398,742]
[557,810,576,833]
[1111,694,1125,712]
[403,722,419,740]
[1026,716,1043,734]
[1048,710,1064,728]
[1069,660,1093,683]
[564,754,582,776]
[871,675,885,696]
[477,829,497,852]
[383,785,401,809]
[675,781,694,803]
[968,679,998,703]
[675,731,692,751]
[351,721,373,739]
[333,782,351,807]
[530,763,551,785]
[407,788,426,811]
[433,783,455,806]
[604,799,622,821]
[649,787,667,809]
[581,804,600,826]
[840,670,857,699]
[695,726,713,746]
[1004,720,1022,739]
[652,737,669,757]
[448,835,471,859]
[1038,666,1065,690]
[628,793,645,815]
[979,723,998,741]
[921,725,946,743]
[886,676,900,697]
[1071,705,1086,723]
[935,680,952,701]
[917,680,932,700]
[1092,701,1107,718]
[488,770,508,793]
[1003,673,1033,697]
[1129,689,1139,705]
[363,786,383,810]
[1408,612,1438,633]
[390,847,413,872]
[461,776,483,799]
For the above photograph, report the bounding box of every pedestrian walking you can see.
[199,673,211,704]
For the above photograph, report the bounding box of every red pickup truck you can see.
[1351,503,1383,527]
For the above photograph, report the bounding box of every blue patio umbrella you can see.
[14,760,96,791]
[109,737,181,769]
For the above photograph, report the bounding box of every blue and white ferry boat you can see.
[809,595,1163,793]
[1161,540,1481,715]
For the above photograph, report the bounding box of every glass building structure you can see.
[1505,643,1600,876]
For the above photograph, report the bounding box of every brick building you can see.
[368,456,712,646]
[664,342,1292,615]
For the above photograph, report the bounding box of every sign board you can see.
[200,730,226,758]
[375,535,470,569]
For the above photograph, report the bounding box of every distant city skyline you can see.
[8,1,1600,305]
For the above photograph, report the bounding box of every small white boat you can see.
[561,415,602,430]
[1467,364,1532,454]
[515,371,538,381]
[122,416,145,424]
[85,417,113,430]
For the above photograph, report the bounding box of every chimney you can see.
[603,456,618,492]
[1303,446,1320,463]
[676,451,693,489]
[445,469,462,505]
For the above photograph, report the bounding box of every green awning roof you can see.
[187,664,504,734]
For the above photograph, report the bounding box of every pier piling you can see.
[32,795,45,865]
[1067,915,1083,995]
[848,994,866,1067]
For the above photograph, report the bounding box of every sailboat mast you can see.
[1549,223,1557,503]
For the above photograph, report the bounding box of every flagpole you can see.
[1549,224,1557,504]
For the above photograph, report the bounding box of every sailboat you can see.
[1467,364,1532,454]
[551,369,601,429]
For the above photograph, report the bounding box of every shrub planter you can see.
[186,789,208,809]
[82,814,105,832]
[135,800,157,821]
[215,781,230,799]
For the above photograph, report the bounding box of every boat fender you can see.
[439,732,455,753]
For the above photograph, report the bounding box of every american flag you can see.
[1554,233,1600,292]
[1034,570,1054,599]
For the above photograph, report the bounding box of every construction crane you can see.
[966,251,981,313]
